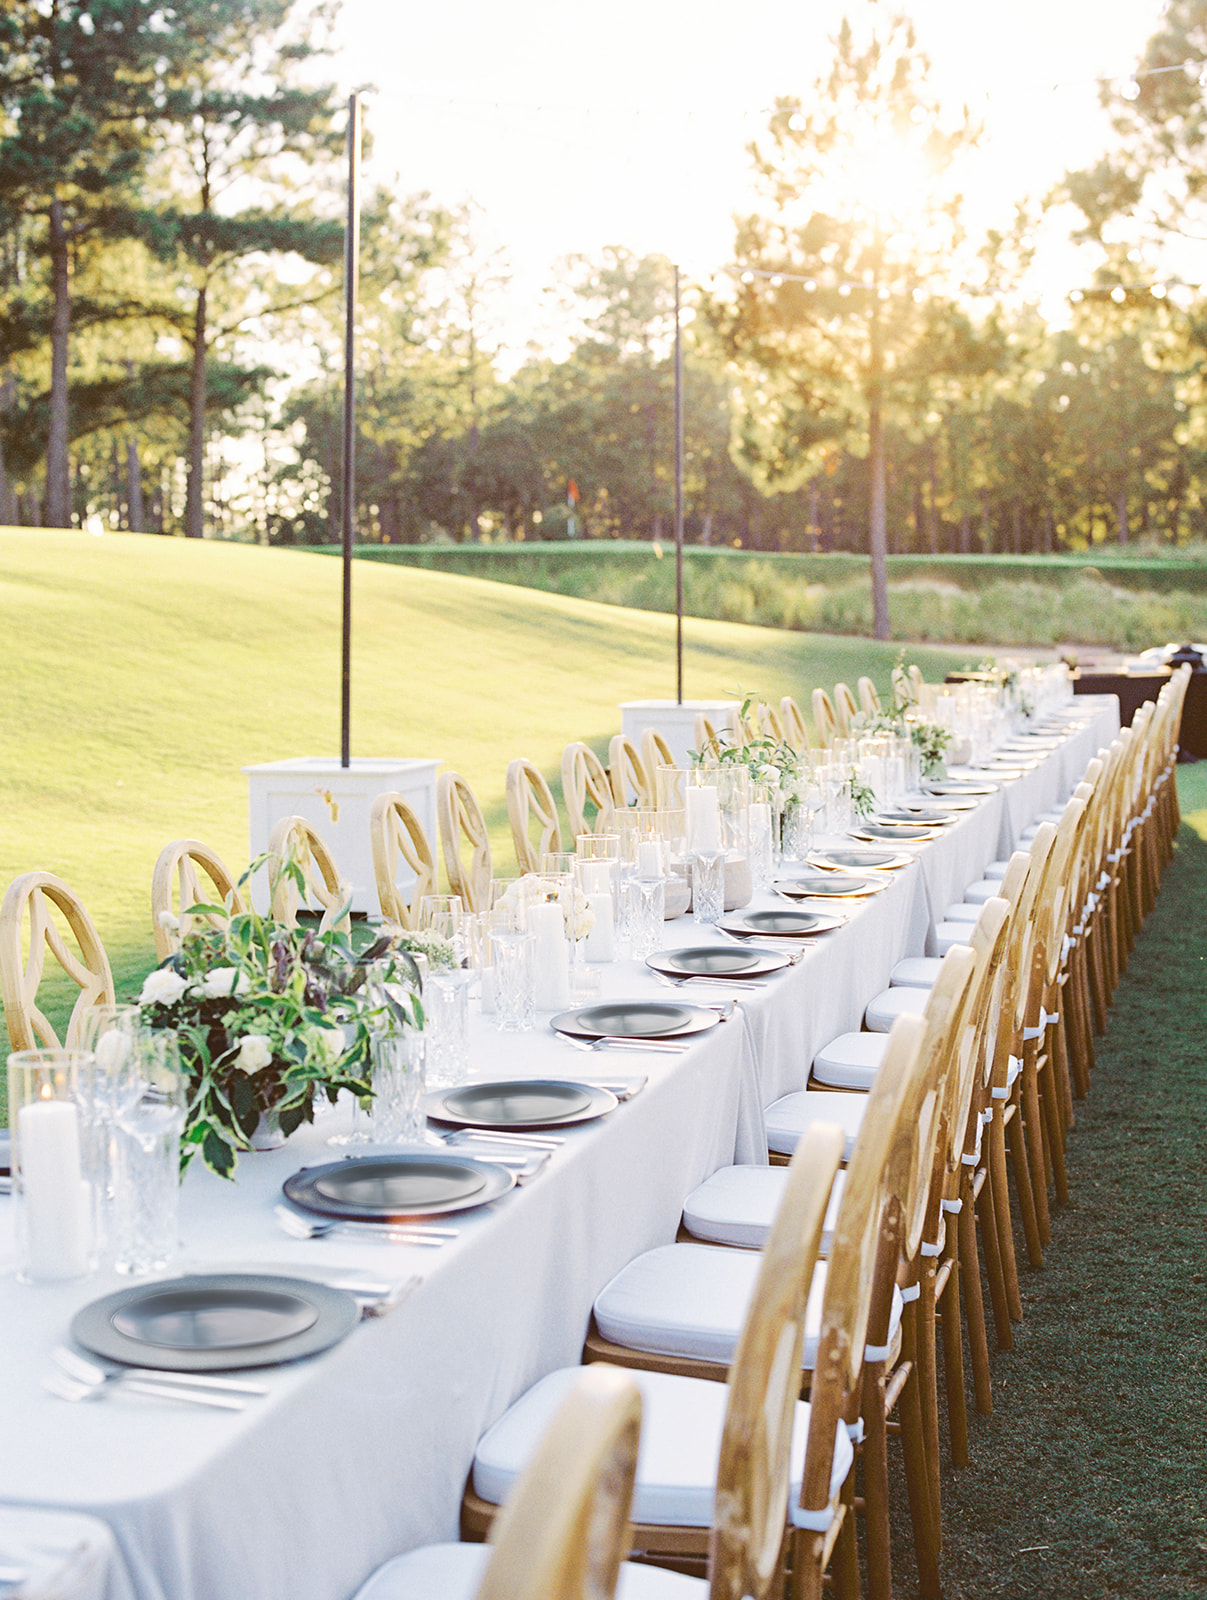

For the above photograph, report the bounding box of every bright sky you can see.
[332,0,1172,353]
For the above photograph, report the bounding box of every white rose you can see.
[310,1025,344,1067]
[235,1033,273,1074]
[139,968,189,1007]
[201,967,249,999]
[156,910,180,932]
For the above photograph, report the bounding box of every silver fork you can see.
[560,1035,688,1055]
[274,1205,457,1246]
[43,1367,249,1412]
[52,1344,266,1401]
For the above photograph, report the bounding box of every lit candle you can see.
[636,840,664,878]
[584,892,615,962]
[529,901,571,1010]
[18,1094,91,1280]
[686,785,722,852]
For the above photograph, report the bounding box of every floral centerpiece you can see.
[138,864,422,1177]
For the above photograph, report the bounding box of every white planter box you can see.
[243,757,440,917]
[619,699,740,771]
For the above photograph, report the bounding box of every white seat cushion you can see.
[811,1031,888,1090]
[933,923,971,956]
[863,986,927,1033]
[890,956,941,989]
[963,880,1000,905]
[982,860,1009,880]
[352,1540,708,1600]
[943,902,981,923]
[682,1165,845,1252]
[765,1091,866,1159]
[472,1365,854,1531]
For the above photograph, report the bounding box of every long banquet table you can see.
[0,697,1120,1600]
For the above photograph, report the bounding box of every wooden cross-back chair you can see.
[151,839,245,959]
[0,871,115,1051]
[779,696,811,753]
[607,734,652,809]
[369,793,438,932]
[693,712,735,761]
[639,728,676,787]
[437,770,493,912]
[353,1365,643,1600]
[857,676,881,716]
[505,759,562,876]
[267,816,350,935]
[461,1122,846,1599]
[560,743,614,841]
[832,683,858,738]
[811,689,840,749]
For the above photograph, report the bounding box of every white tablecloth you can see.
[0,697,1119,1600]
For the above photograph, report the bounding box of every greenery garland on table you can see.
[138,855,427,1178]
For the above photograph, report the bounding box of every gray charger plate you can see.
[72,1273,359,1372]
[719,908,842,937]
[284,1151,515,1221]
[774,873,887,898]
[426,1079,618,1129]
[646,945,789,978]
[550,1001,720,1041]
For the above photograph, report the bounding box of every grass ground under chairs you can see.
[890,763,1207,1598]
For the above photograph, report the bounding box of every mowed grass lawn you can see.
[1,526,968,1039]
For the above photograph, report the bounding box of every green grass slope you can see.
[0,526,966,1023]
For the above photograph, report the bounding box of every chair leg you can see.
[937,1247,970,1467]
[1005,1100,1043,1270]
[896,1308,943,1598]
[859,1362,893,1600]
[915,1262,943,1546]
[1038,1054,1070,1208]
[958,1194,993,1416]
[1021,1060,1052,1245]
[990,1116,1023,1323]
[976,1158,1013,1349]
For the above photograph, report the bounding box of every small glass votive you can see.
[490,928,537,1032]
[111,1031,185,1276]
[8,1049,98,1283]
[692,850,726,925]
[369,1031,426,1143]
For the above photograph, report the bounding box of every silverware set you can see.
[44,1345,266,1411]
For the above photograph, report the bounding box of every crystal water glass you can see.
[111,1031,185,1276]
[692,850,725,925]
[369,1031,426,1143]
[624,875,665,959]
[491,927,537,1032]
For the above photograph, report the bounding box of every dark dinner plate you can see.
[426,1079,617,1128]
[720,909,841,937]
[71,1273,359,1371]
[550,1001,720,1040]
[284,1152,515,1221]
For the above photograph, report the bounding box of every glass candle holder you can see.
[8,1049,98,1284]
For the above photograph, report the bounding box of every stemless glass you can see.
[111,1031,186,1276]
[369,1031,426,1144]
[78,1005,145,1255]
[491,925,537,1032]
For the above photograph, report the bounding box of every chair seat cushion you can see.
[811,1031,888,1090]
[933,923,971,956]
[682,1164,845,1252]
[472,1365,854,1532]
[889,956,941,989]
[963,880,1000,905]
[863,986,927,1034]
[352,1541,708,1600]
[982,860,1009,880]
[765,1091,866,1159]
[943,901,980,923]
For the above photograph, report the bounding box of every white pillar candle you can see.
[577,860,613,896]
[529,901,571,1010]
[636,839,664,878]
[18,1096,91,1280]
[686,785,722,852]
[583,892,615,962]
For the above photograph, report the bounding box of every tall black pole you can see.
[674,264,684,705]
[340,92,362,768]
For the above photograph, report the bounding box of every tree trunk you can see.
[867,300,890,641]
[126,438,145,531]
[1116,489,1129,545]
[184,285,208,538]
[45,197,72,528]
